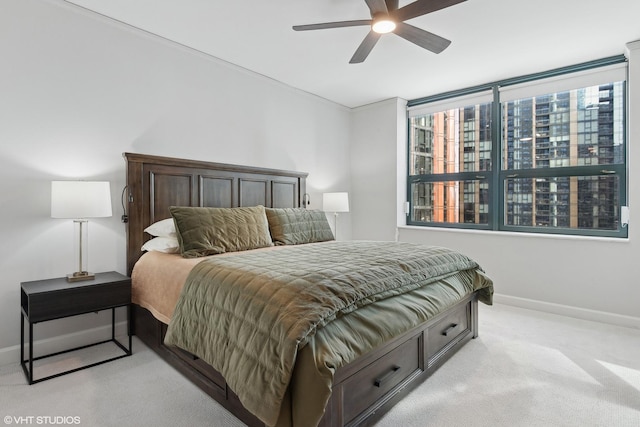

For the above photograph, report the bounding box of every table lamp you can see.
[51,181,112,282]
[323,192,349,240]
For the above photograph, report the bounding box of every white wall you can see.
[351,43,640,328]
[350,98,406,241]
[0,0,351,361]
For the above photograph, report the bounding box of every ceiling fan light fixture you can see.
[372,18,396,34]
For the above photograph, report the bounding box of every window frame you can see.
[406,55,628,238]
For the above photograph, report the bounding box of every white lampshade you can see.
[51,181,112,219]
[323,192,349,213]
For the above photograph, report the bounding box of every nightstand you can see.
[20,271,132,384]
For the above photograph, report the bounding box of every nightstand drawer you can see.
[21,272,131,323]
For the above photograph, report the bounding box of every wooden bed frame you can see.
[124,152,480,427]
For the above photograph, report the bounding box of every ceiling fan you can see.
[293,0,466,63]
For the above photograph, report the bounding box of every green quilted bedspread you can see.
[164,241,493,426]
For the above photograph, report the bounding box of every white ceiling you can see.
[64,0,640,108]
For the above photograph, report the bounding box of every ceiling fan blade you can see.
[349,31,382,63]
[393,22,451,54]
[385,0,399,12]
[293,20,372,31]
[393,0,466,22]
[365,0,389,15]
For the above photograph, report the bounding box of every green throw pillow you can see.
[170,205,273,258]
[265,208,335,245]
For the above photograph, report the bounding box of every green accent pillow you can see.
[265,208,335,245]
[170,205,273,258]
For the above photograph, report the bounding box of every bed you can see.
[124,152,493,427]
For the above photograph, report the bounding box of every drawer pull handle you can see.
[374,366,400,387]
[442,323,458,336]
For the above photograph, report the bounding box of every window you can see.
[407,57,627,237]
[408,94,493,226]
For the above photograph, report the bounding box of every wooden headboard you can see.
[123,152,308,276]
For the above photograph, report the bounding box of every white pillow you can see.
[144,218,176,237]
[141,236,180,253]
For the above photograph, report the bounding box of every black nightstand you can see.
[20,271,132,384]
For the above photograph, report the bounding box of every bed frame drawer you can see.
[341,334,421,424]
[155,319,227,393]
[426,301,471,362]
[170,346,227,391]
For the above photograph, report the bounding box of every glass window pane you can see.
[504,175,619,230]
[411,180,489,225]
[502,82,624,170]
[409,103,492,175]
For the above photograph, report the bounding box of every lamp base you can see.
[66,271,95,283]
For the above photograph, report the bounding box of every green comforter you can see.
[164,241,493,426]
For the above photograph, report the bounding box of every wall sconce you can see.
[323,192,349,240]
[51,181,112,282]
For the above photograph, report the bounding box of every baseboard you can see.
[494,293,640,330]
[0,321,128,367]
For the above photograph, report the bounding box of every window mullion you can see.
[492,85,501,231]
[499,164,625,179]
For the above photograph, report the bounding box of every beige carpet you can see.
[1,304,639,427]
